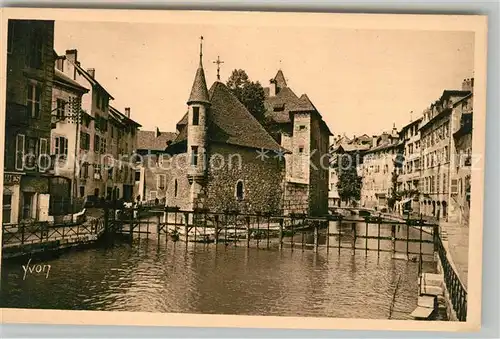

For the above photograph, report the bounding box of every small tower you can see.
[186,36,211,210]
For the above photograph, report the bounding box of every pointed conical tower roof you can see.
[273,69,287,88]
[187,36,211,105]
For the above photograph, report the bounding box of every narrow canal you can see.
[0,220,436,320]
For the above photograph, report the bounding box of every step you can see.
[423,273,444,288]
[411,306,434,320]
[417,295,436,308]
[420,283,443,296]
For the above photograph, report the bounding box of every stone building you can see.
[419,84,472,220]
[448,79,474,225]
[163,42,285,214]
[396,116,422,214]
[3,20,55,224]
[134,130,177,204]
[49,63,90,214]
[107,106,142,202]
[358,127,401,209]
[328,134,371,208]
[263,70,332,216]
[55,49,132,203]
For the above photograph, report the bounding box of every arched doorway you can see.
[432,201,436,216]
[442,201,447,219]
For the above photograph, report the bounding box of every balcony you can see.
[5,102,29,126]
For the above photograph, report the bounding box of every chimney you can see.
[65,49,78,64]
[372,135,378,147]
[124,107,131,118]
[87,68,95,78]
[269,79,277,97]
[462,77,474,92]
[65,49,78,80]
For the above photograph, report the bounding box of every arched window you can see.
[236,180,244,201]
[174,179,178,197]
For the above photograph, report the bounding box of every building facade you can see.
[396,117,422,214]
[263,70,332,216]
[3,20,55,224]
[328,134,371,208]
[108,106,141,202]
[134,130,177,204]
[54,49,142,203]
[49,65,90,214]
[448,80,474,225]
[163,43,285,215]
[359,128,401,209]
[418,85,472,220]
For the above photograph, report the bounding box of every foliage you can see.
[226,69,267,123]
[335,154,362,205]
[387,171,400,210]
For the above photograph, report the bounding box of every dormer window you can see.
[273,103,285,112]
[192,107,200,125]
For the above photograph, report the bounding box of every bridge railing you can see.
[2,217,105,248]
[108,207,437,258]
[435,230,468,321]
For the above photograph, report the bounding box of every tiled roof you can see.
[137,130,178,151]
[109,106,142,128]
[72,62,115,100]
[264,72,332,135]
[54,69,89,93]
[207,82,285,152]
[171,82,285,153]
[187,65,210,105]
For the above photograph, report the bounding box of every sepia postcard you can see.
[0,8,487,332]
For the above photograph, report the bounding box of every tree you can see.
[226,69,267,123]
[336,153,362,206]
[387,170,401,211]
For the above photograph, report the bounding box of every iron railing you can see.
[435,231,467,321]
[2,217,105,248]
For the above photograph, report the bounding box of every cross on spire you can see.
[213,56,224,81]
[199,36,204,67]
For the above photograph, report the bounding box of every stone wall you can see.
[205,143,285,214]
[308,112,330,216]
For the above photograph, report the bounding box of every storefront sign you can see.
[4,173,21,185]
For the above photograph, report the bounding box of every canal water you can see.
[0,220,436,320]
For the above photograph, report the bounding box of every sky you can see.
[54,21,474,139]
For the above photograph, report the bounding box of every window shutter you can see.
[15,134,25,170]
[451,179,459,194]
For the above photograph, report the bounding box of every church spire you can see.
[187,36,210,105]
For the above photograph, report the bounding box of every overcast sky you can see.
[54,21,474,139]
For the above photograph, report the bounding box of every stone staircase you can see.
[411,273,447,320]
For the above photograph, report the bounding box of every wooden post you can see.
[203,211,207,244]
[267,216,270,249]
[233,213,237,247]
[184,212,189,244]
[279,218,283,251]
[326,218,330,253]
[406,219,410,259]
[246,216,251,248]
[419,224,423,257]
[157,215,161,245]
[314,223,319,253]
[377,216,381,257]
[365,220,368,256]
[352,223,356,252]
[129,206,133,239]
[214,215,219,245]
[291,216,295,251]
[256,214,260,249]
[338,218,341,255]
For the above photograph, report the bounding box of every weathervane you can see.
[213,55,224,81]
